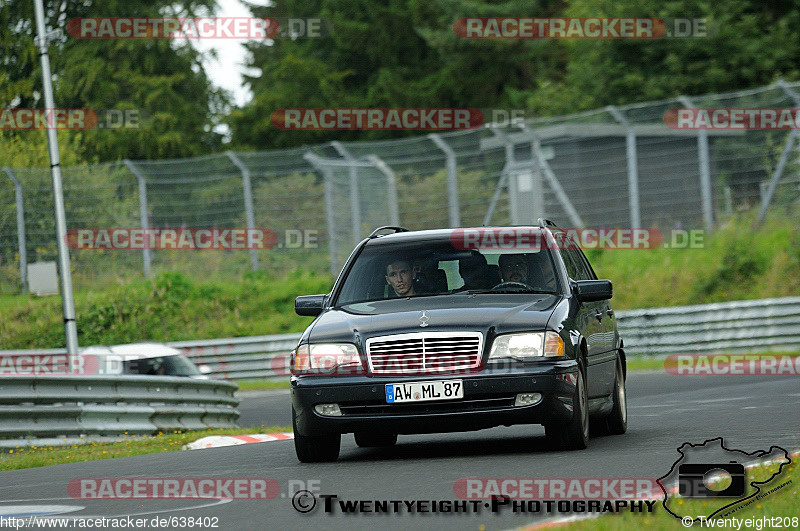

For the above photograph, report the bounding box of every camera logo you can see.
[658,438,792,523]
[677,462,745,498]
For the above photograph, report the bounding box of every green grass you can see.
[0,425,292,471]
[0,269,331,349]
[587,215,800,309]
[1,215,798,349]
[236,379,291,391]
[558,459,799,530]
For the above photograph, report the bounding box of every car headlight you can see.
[488,332,565,361]
[292,343,362,374]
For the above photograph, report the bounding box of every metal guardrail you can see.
[168,333,301,380]
[0,375,239,443]
[617,296,800,356]
[168,296,800,379]
[3,297,799,383]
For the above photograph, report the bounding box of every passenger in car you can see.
[458,253,493,290]
[498,254,530,284]
[385,259,417,297]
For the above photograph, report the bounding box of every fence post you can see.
[490,128,520,224]
[427,134,461,227]
[124,160,151,278]
[755,80,800,228]
[607,106,641,228]
[2,168,27,293]
[226,151,259,271]
[365,155,400,226]
[678,96,714,232]
[330,141,362,245]
[519,125,585,228]
[304,152,338,277]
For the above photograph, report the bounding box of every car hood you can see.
[307,294,561,345]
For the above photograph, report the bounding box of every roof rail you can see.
[537,218,558,229]
[368,226,410,238]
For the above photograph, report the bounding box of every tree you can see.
[1,0,227,161]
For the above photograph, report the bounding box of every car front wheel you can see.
[605,357,627,435]
[545,370,589,450]
[293,409,341,463]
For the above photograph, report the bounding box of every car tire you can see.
[293,409,340,463]
[604,356,627,435]
[354,432,398,447]
[545,370,589,450]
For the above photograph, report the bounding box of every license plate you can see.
[385,380,463,403]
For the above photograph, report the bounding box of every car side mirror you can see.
[295,294,327,316]
[575,280,612,302]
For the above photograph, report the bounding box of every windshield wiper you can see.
[459,289,556,295]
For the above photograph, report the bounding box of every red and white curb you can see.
[183,432,293,450]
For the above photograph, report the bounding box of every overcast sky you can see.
[192,0,269,107]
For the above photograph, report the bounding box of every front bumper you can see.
[291,360,578,436]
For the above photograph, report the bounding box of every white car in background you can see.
[80,343,211,379]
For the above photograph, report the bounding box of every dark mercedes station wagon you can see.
[290,221,627,462]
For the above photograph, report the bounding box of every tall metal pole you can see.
[428,134,461,227]
[607,105,641,228]
[226,151,259,271]
[34,0,78,355]
[124,160,153,278]
[678,96,714,232]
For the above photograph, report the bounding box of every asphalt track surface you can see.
[1,372,798,530]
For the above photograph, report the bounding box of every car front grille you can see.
[366,332,483,375]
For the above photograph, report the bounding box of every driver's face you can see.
[501,259,528,283]
[386,261,415,296]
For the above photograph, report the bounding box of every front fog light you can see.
[314,403,342,416]
[514,393,542,407]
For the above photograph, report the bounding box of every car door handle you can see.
[606,309,614,317]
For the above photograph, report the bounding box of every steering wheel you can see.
[491,281,536,291]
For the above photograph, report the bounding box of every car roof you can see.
[366,226,549,246]
[80,342,183,359]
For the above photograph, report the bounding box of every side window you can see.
[558,236,590,281]
[574,248,597,280]
[558,247,580,280]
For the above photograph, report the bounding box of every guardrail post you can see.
[365,155,400,226]
[124,160,152,278]
[678,96,714,232]
[330,141,362,246]
[428,134,461,227]
[607,106,641,228]
[754,80,800,228]
[3,167,27,293]
[304,152,338,277]
[226,151,259,271]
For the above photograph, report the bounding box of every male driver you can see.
[498,254,529,284]
[385,259,416,297]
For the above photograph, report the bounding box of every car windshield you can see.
[336,240,559,305]
[123,355,201,377]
